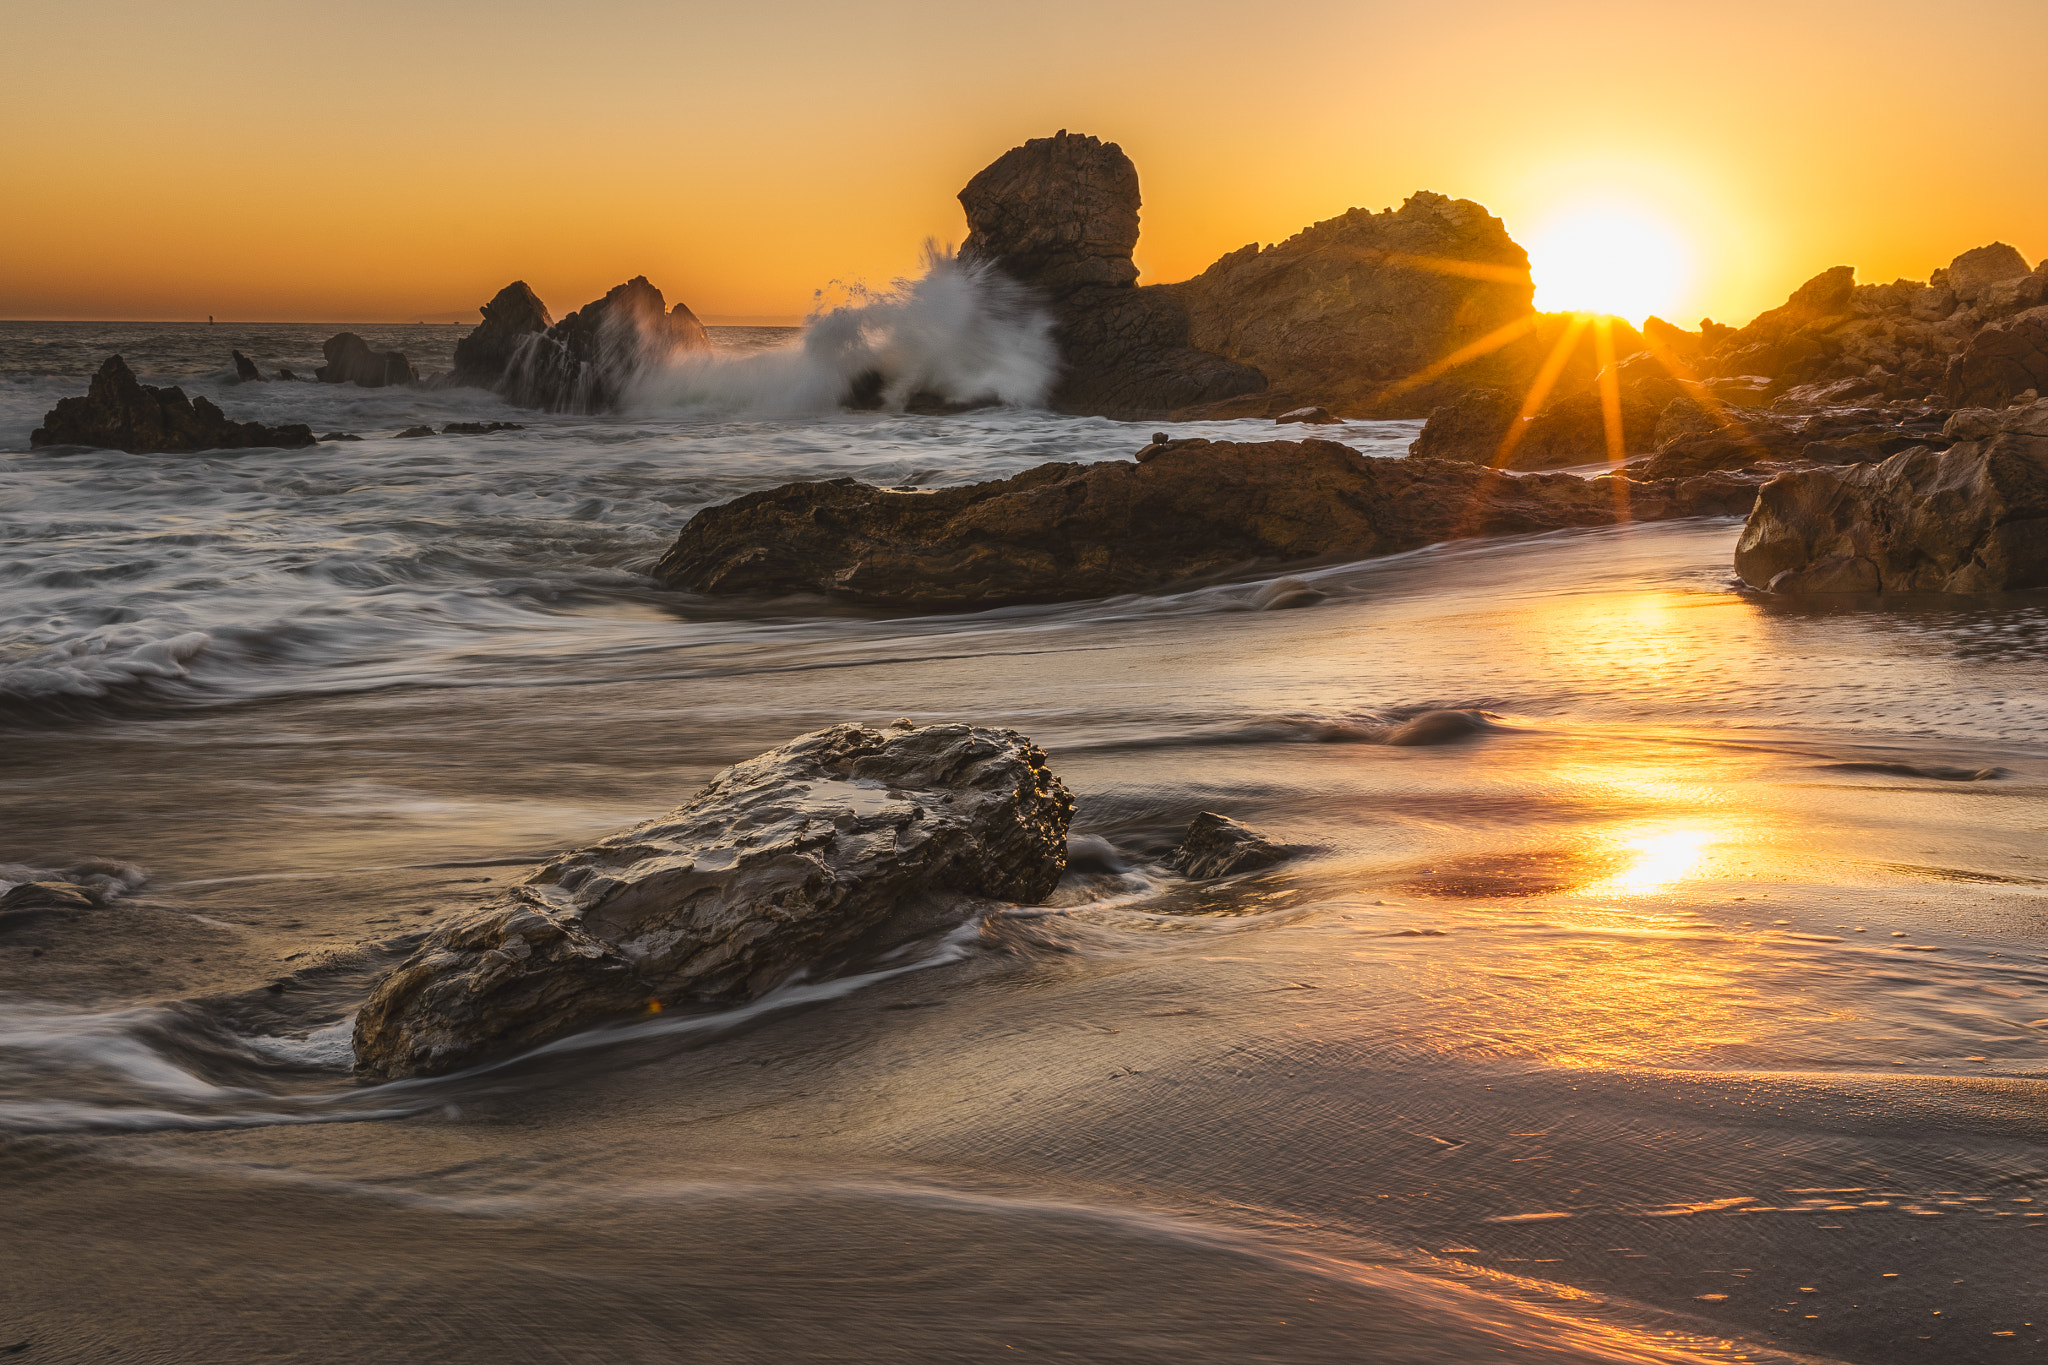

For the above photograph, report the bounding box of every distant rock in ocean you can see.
[352,721,1074,1077]
[651,437,1760,609]
[230,350,265,382]
[1734,397,2048,595]
[449,276,711,413]
[315,332,418,387]
[31,355,315,453]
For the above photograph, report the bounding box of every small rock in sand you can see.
[1166,813,1285,879]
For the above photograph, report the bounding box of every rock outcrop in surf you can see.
[956,131,1574,421]
[315,333,418,387]
[651,438,1759,609]
[448,281,553,391]
[1733,398,2048,594]
[352,721,1074,1078]
[30,356,316,453]
[958,131,1265,418]
[495,276,710,413]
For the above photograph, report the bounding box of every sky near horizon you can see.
[4,0,2043,328]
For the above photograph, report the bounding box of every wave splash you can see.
[632,245,1057,415]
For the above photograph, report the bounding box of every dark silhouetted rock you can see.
[1944,306,2048,409]
[1172,191,1542,417]
[394,425,436,439]
[1734,399,2048,594]
[276,368,299,381]
[441,421,525,434]
[30,356,316,453]
[1276,406,1338,424]
[315,333,418,387]
[958,131,1266,418]
[353,721,1074,1077]
[231,350,265,382]
[1166,813,1284,879]
[319,431,361,442]
[653,439,1762,609]
[449,281,554,391]
[499,276,710,413]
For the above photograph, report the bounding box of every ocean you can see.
[2,318,2044,1363]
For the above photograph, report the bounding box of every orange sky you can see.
[4,0,2043,327]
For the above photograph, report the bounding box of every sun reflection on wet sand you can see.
[1585,827,1716,895]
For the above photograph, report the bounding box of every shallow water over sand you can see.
[2,326,2044,1363]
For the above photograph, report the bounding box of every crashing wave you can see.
[631,244,1056,416]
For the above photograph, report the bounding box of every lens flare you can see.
[1526,204,1694,324]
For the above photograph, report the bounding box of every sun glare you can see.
[1527,204,1694,324]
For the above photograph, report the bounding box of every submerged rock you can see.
[653,438,1761,609]
[1276,406,1338,425]
[1733,398,2048,594]
[1166,813,1284,879]
[315,333,418,387]
[352,721,1074,1078]
[449,281,554,391]
[30,356,316,453]
[499,276,710,413]
[230,350,265,382]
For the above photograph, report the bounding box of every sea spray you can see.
[630,245,1057,416]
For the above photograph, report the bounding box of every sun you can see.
[1526,202,1694,324]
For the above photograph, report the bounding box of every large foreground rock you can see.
[1733,399,2048,594]
[353,722,1073,1078]
[499,276,710,413]
[959,132,1264,417]
[448,281,553,390]
[652,438,1759,609]
[315,333,418,387]
[30,356,315,453]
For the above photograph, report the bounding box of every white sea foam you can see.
[630,245,1057,416]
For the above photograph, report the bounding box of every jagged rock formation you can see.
[1733,399,2048,594]
[1410,244,2046,473]
[651,438,1760,609]
[30,356,315,453]
[448,281,553,391]
[959,131,1265,418]
[1170,192,1547,417]
[497,276,710,413]
[353,721,1074,1078]
[315,333,418,387]
[1166,813,1285,879]
[230,350,265,382]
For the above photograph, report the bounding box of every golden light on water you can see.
[1588,827,1716,894]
